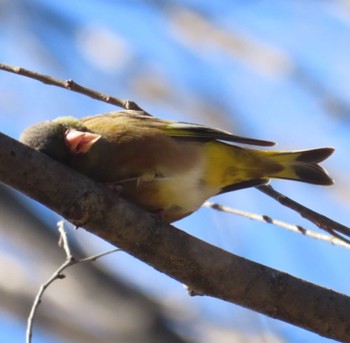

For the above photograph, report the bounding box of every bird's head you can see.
[20,116,101,164]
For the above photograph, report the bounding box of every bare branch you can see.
[204,201,350,249]
[26,257,72,343]
[0,63,150,114]
[257,185,350,244]
[78,248,121,263]
[57,220,73,258]
[26,220,120,343]
[1,132,350,342]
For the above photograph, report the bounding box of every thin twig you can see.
[26,259,72,343]
[257,184,350,244]
[26,221,120,343]
[57,220,72,258]
[0,62,151,115]
[79,248,121,263]
[204,202,350,249]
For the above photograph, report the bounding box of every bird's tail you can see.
[261,147,334,185]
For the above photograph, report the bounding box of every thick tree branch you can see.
[1,132,350,342]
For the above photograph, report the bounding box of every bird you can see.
[20,110,334,223]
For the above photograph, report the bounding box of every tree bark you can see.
[1,132,349,342]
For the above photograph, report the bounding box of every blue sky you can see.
[1,1,350,342]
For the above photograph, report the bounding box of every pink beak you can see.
[64,129,102,154]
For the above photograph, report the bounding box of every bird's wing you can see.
[161,121,275,146]
[82,111,275,147]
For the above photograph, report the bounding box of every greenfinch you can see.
[20,110,334,222]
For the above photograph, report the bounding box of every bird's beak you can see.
[64,128,102,154]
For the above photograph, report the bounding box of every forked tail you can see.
[266,147,334,185]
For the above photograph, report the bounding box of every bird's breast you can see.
[119,155,218,222]
[73,136,220,222]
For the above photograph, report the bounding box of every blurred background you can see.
[1,0,350,342]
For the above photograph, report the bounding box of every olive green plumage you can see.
[20,110,334,222]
